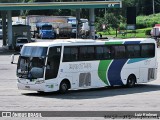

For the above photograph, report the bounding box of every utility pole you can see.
[153,0,155,14]
[105,0,106,16]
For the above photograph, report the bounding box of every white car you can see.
[15,37,28,51]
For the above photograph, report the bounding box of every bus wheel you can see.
[59,81,69,94]
[37,91,45,94]
[127,75,136,88]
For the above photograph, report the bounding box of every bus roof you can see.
[24,38,156,47]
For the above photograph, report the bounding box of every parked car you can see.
[15,37,29,51]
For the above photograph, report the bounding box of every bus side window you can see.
[141,44,155,58]
[127,45,140,58]
[63,47,78,62]
[111,45,126,59]
[79,47,87,61]
[87,46,95,60]
[63,47,70,62]
[70,47,78,61]
[103,46,111,59]
[96,46,103,60]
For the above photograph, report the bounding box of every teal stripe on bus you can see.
[127,58,149,64]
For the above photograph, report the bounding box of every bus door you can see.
[45,47,61,80]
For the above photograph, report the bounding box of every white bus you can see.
[12,38,158,93]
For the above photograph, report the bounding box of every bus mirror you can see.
[11,54,15,64]
[11,53,20,64]
[30,67,43,78]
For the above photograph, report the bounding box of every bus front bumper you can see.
[17,82,45,92]
[17,82,59,92]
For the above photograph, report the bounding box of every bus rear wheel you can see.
[59,81,69,94]
[37,91,45,94]
[127,75,136,88]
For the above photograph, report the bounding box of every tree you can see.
[96,13,121,36]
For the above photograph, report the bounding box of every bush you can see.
[145,29,151,35]
[136,22,147,29]
[136,14,160,29]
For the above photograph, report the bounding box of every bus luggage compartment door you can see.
[140,68,148,82]
[79,73,91,87]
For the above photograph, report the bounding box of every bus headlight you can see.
[35,80,45,84]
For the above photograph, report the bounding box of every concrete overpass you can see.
[0,1,122,49]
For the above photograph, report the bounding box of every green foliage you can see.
[145,29,151,36]
[95,13,121,32]
[119,22,126,30]
[136,14,160,29]
[99,28,152,39]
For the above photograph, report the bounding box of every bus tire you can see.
[37,91,45,94]
[59,80,70,94]
[127,75,136,88]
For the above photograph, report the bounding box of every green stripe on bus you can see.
[105,41,123,45]
[98,60,112,85]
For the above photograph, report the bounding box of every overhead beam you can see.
[0,1,122,10]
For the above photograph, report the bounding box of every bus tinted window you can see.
[87,46,95,60]
[71,47,78,61]
[63,48,70,62]
[111,46,126,59]
[63,47,78,62]
[127,45,141,58]
[141,44,155,58]
[103,46,111,59]
[79,47,88,60]
[79,46,95,61]
[63,43,155,62]
[96,46,103,59]
[96,46,110,60]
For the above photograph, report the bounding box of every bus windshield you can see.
[17,46,48,79]
[21,46,48,57]
[17,56,46,79]
[42,25,52,30]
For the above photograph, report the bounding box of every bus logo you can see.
[2,112,11,117]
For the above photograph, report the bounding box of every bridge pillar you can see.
[7,10,13,49]
[89,8,95,40]
[76,9,81,38]
[1,11,7,46]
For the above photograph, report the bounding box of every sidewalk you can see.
[0,40,15,54]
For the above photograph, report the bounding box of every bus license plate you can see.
[25,86,30,89]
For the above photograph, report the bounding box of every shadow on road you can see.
[22,84,160,99]
[0,47,17,55]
